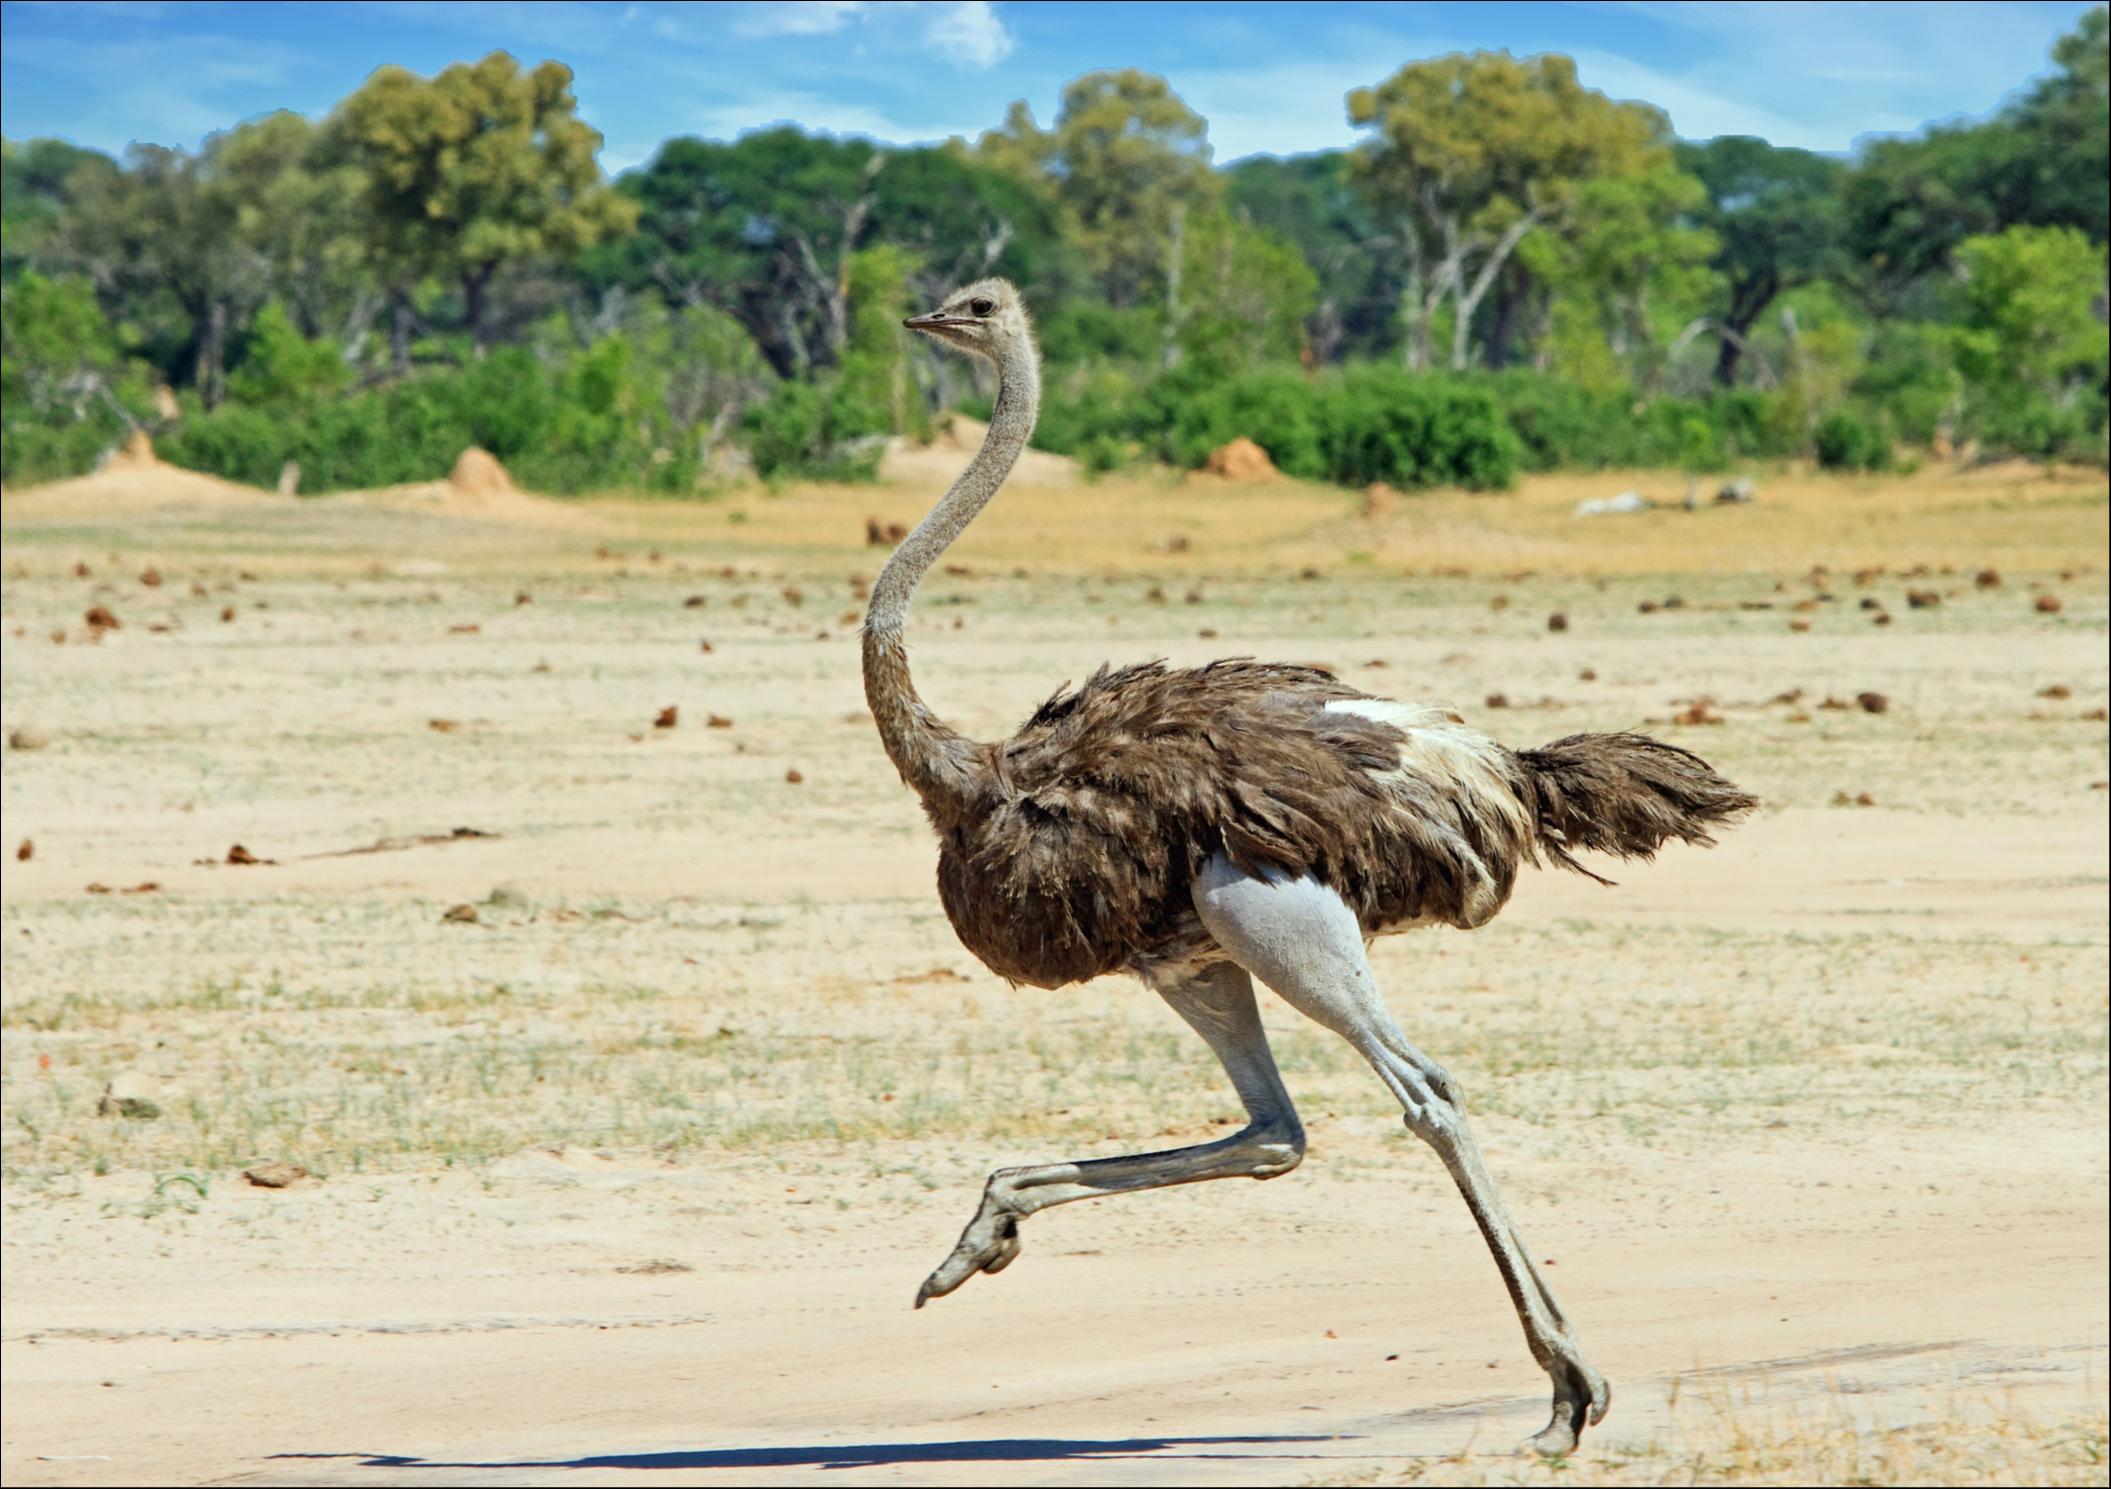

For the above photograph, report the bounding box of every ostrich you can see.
[866,278,1754,1455]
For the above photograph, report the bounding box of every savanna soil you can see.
[1,459,2106,1486]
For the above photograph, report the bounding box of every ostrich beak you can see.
[903,311,953,330]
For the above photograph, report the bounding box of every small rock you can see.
[139,567,162,588]
[1578,668,1596,682]
[785,768,804,784]
[684,595,707,609]
[427,718,460,733]
[1547,613,1568,632]
[98,1074,162,1121]
[2039,685,2073,700]
[485,883,532,911]
[615,1259,692,1275]
[8,725,49,752]
[707,713,734,729]
[1484,693,1510,710]
[1905,590,1940,609]
[226,844,262,865]
[2034,594,2063,614]
[1788,619,1812,632]
[242,1162,311,1189]
[15,838,31,861]
[441,903,480,924]
[1856,692,1889,714]
[85,605,121,632]
[653,706,679,730]
[1975,568,2002,589]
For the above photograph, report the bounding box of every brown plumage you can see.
[914,658,1753,989]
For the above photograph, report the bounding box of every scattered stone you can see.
[97,1075,162,1121]
[785,768,804,784]
[654,707,679,730]
[1859,597,1884,611]
[226,844,265,866]
[15,838,30,861]
[684,595,707,608]
[447,623,480,635]
[698,640,714,654]
[1831,791,1878,808]
[220,606,236,623]
[441,903,480,924]
[615,1259,692,1275]
[1578,668,1596,682]
[1638,600,1659,614]
[1575,491,1652,517]
[1788,619,1812,632]
[427,718,460,733]
[1547,612,1568,632]
[1906,589,1940,609]
[243,1162,311,1189]
[1856,692,1890,714]
[1975,568,2002,589]
[781,586,804,607]
[1484,693,1510,710]
[1673,700,1723,726]
[139,567,162,588]
[2035,594,2064,614]
[707,713,734,729]
[8,725,49,752]
[485,883,532,911]
[866,518,909,546]
[73,561,92,578]
[85,882,113,894]
[2039,685,2073,700]
[514,590,532,607]
[85,605,121,632]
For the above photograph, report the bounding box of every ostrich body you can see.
[867,279,1754,1455]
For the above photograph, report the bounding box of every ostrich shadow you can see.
[271,1432,1347,1472]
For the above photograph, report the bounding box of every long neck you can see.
[862,337,1039,818]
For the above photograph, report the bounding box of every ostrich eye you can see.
[969,297,995,317]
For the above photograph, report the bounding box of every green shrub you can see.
[1813,410,1895,472]
[742,379,882,481]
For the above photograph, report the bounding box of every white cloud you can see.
[1174,58,1383,162]
[923,2,1013,68]
[691,88,976,145]
[733,1,871,38]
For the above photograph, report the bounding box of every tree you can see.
[1,270,153,480]
[59,143,259,405]
[1520,164,1718,393]
[328,53,635,360]
[1676,137,1846,385]
[1226,152,1397,364]
[1,137,119,281]
[1349,51,1669,370]
[592,131,1062,382]
[1953,226,2108,414]
[2008,4,2109,242]
[975,70,1219,322]
[206,113,372,356]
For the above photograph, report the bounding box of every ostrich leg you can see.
[1192,854,1609,1456]
[916,960,1304,1307]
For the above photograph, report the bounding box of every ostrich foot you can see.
[1523,1347,1611,1456]
[913,1201,1023,1308]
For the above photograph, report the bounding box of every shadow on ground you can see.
[270,1435,1345,1472]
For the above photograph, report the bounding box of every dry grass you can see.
[1343,1386,2110,1486]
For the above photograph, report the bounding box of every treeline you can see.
[3,11,2106,494]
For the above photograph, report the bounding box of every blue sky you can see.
[0,0,2096,172]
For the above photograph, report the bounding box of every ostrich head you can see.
[903,277,1032,363]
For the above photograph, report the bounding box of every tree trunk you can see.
[1162,202,1186,371]
[1450,210,1541,371]
[195,298,230,410]
[390,293,414,377]
[462,264,496,359]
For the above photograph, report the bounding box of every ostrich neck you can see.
[862,337,1040,817]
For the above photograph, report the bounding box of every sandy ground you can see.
[1,459,2106,1486]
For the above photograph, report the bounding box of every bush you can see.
[742,379,883,482]
[1813,410,1895,472]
